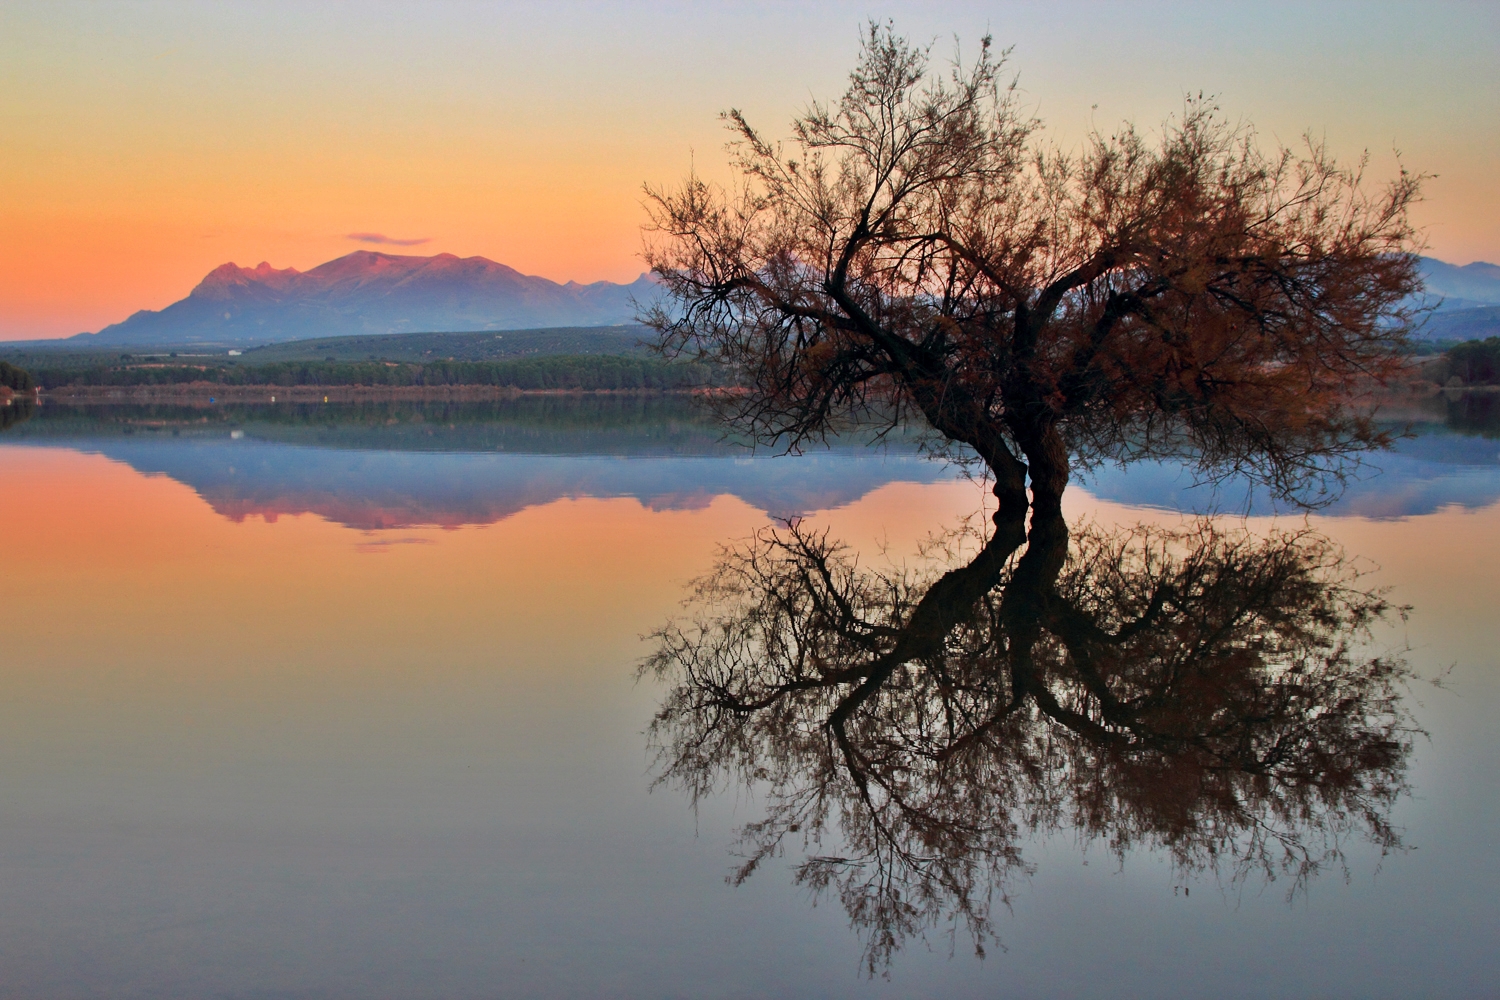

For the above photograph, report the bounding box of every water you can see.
[0,395,1495,998]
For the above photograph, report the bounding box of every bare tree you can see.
[644,23,1423,519]
[644,513,1413,973]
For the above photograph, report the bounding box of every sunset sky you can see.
[2,0,1496,340]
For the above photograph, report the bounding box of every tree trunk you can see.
[1020,423,1071,519]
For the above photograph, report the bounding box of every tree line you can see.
[1441,338,1500,385]
[27,354,714,391]
[0,361,34,391]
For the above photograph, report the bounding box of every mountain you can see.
[62,249,1500,349]
[1421,305,1500,343]
[1409,258,1500,342]
[1419,257,1500,311]
[72,251,658,347]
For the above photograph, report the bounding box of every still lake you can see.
[0,395,1496,999]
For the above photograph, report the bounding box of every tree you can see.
[1444,337,1500,386]
[641,26,1426,967]
[0,361,33,392]
[644,24,1423,520]
[645,512,1413,972]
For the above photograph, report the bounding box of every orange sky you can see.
[2,1,1496,340]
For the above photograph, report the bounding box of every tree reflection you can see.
[0,397,36,432]
[644,512,1414,972]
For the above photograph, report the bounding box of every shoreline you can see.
[37,384,718,403]
[29,381,1500,407]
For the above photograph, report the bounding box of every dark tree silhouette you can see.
[642,24,1423,971]
[644,514,1413,973]
[1444,337,1500,386]
[644,24,1423,518]
[0,361,33,393]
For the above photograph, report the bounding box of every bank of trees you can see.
[1443,337,1500,385]
[29,355,713,391]
[0,361,33,391]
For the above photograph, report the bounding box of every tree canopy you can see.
[1443,337,1500,386]
[0,361,33,392]
[644,24,1422,519]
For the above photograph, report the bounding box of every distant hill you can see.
[1419,257,1500,311]
[1411,258,1500,342]
[49,249,1500,348]
[70,251,659,347]
[1420,306,1500,344]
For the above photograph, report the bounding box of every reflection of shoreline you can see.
[4,439,956,530]
[1081,389,1500,518]
[13,391,1500,520]
[1369,385,1500,426]
[1,396,934,456]
[0,396,957,530]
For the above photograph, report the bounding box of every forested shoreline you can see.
[19,354,713,392]
[1439,338,1500,385]
[9,339,1500,397]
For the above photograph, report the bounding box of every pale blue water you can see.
[0,397,1494,999]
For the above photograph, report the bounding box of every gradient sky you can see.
[2,0,1495,340]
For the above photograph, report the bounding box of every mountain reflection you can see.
[645,512,1414,972]
[1082,390,1500,518]
[0,399,952,527]
[8,394,1500,521]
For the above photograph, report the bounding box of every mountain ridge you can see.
[73,250,657,347]
[1418,257,1500,312]
[60,251,1500,348]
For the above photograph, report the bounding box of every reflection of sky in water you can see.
[0,410,1495,998]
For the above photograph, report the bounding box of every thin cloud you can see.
[355,537,438,554]
[346,232,432,247]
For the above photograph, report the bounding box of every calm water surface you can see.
[0,397,1495,998]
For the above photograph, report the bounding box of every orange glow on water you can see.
[0,447,981,693]
[4,444,1494,699]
